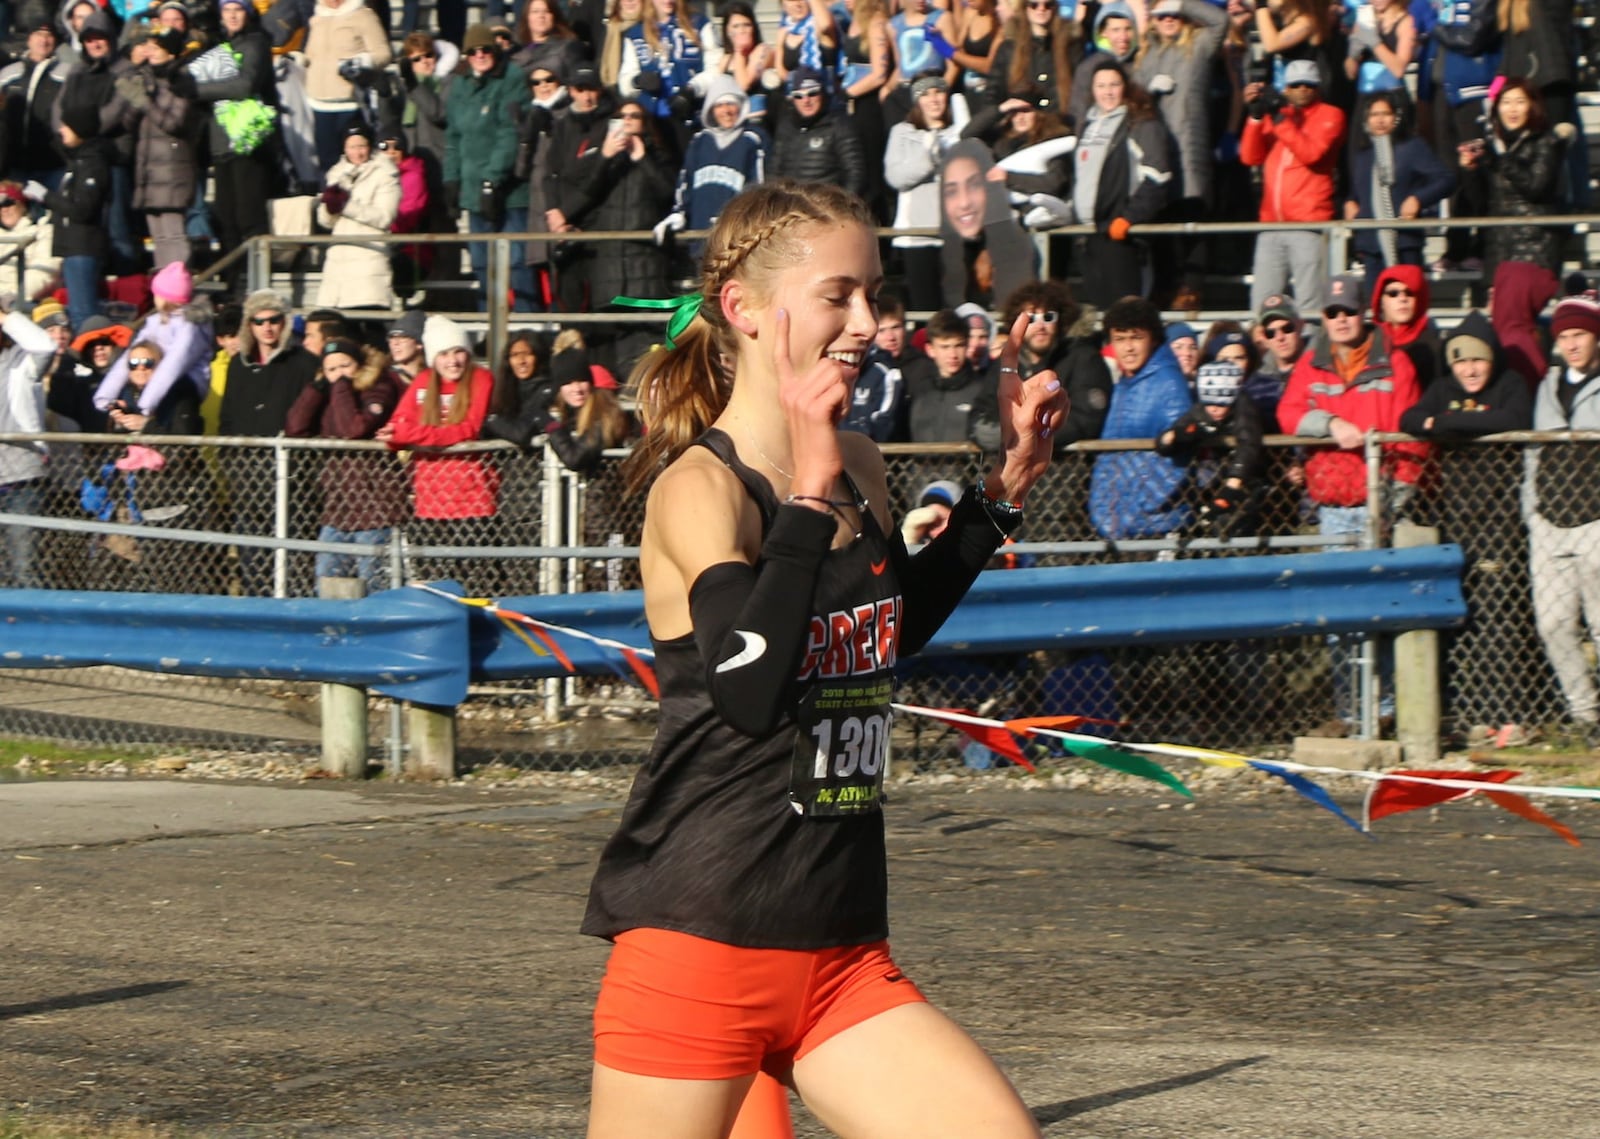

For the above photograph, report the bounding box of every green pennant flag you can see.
[1059,739,1193,798]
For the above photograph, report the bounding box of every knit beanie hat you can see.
[423,314,470,364]
[151,261,193,305]
[1196,361,1243,407]
[551,348,592,386]
[1443,310,1498,366]
[1551,294,1600,340]
[30,298,68,329]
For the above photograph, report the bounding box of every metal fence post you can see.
[487,237,510,356]
[247,235,271,295]
[273,439,289,599]
[540,441,563,722]
[1358,432,1383,741]
[387,531,407,777]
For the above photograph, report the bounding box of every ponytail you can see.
[622,314,732,494]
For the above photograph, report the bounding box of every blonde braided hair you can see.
[623,179,875,493]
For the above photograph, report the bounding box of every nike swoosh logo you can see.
[714,630,768,673]
[870,559,887,576]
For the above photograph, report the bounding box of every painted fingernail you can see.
[1041,427,1051,439]
[1046,379,1062,393]
[777,308,787,320]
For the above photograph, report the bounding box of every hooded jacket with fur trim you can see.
[285,343,407,531]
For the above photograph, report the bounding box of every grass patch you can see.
[0,738,153,776]
[0,1115,197,1139]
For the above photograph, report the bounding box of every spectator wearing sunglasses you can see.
[217,289,319,593]
[987,279,1110,453]
[445,24,540,312]
[1371,264,1442,389]
[771,67,864,199]
[1253,293,1307,384]
[1240,59,1345,317]
[93,263,212,420]
[398,31,459,186]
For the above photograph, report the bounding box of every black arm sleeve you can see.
[890,489,1018,657]
[689,504,836,738]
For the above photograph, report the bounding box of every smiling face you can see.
[733,221,882,388]
[941,154,986,240]
[712,99,741,128]
[917,87,949,124]
[434,346,471,382]
[1497,87,1531,133]
[1169,336,1199,376]
[1092,68,1125,113]
[1451,355,1491,392]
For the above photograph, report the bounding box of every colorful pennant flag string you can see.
[400,596,1594,842]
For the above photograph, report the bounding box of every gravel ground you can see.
[5,751,1600,1138]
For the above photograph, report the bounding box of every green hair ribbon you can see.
[611,292,704,349]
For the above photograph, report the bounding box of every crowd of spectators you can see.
[0,0,1587,328]
[0,0,1595,737]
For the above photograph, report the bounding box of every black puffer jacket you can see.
[771,107,865,197]
[567,134,674,302]
[1475,123,1573,276]
[543,92,616,219]
[54,9,135,165]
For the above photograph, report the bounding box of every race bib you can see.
[790,673,893,817]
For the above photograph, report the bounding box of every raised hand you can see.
[773,307,852,499]
[988,311,1066,504]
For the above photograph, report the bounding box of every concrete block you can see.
[1292,736,1404,771]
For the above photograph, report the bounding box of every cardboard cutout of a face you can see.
[939,139,1033,308]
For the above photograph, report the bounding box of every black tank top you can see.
[581,429,901,950]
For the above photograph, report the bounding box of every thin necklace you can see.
[735,418,793,480]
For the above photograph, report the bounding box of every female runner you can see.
[584,178,1064,1139]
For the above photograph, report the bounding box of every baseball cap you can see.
[1258,294,1300,327]
[1324,275,1365,314]
[1283,60,1321,87]
[789,67,826,97]
[569,66,600,90]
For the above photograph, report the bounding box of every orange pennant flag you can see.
[1484,790,1582,847]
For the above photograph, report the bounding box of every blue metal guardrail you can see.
[471,545,1467,679]
[0,546,1465,696]
[0,585,470,705]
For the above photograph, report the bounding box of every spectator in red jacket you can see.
[1277,273,1427,733]
[1277,274,1428,533]
[1240,59,1345,317]
[378,315,503,583]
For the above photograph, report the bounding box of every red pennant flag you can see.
[1484,791,1582,847]
[622,647,660,699]
[945,711,1035,772]
[1365,769,1520,824]
[526,624,576,673]
[1005,715,1089,733]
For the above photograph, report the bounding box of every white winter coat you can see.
[316,157,400,309]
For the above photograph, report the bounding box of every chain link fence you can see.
[0,431,1593,767]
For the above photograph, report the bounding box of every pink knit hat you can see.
[151,261,193,305]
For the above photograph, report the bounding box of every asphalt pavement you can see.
[4,777,1598,1138]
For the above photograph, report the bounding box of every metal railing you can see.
[1,430,1594,766]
